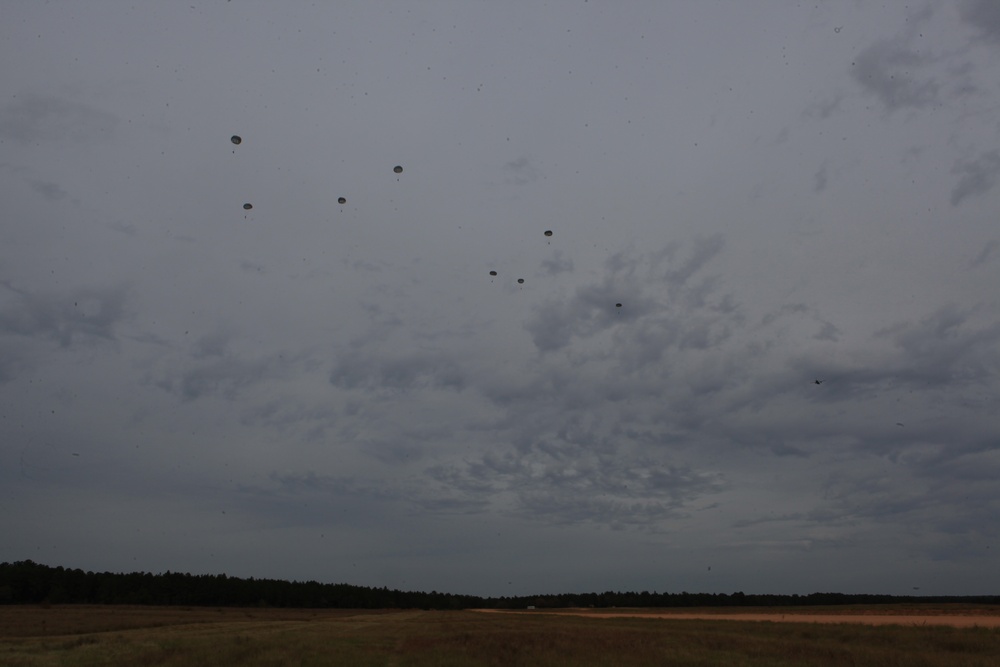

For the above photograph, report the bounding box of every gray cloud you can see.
[961,0,1000,44]
[428,445,726,529]
[526,235,731,354]
[239,397,339,444]
[329,350,467,393]
[191,330,231,359]
[0,282,128,348]
[970,240,998,268]
[0,340,32,385]
[3,1,999,597]
[157,355,282,401]
[539,251,574,276]
[0,93,118,143]
[262,471,404,504]
[502,156,541,185]
[950,149,1000,206]
[251,470,491,517]
[811,449,1000,559]
[813,161,828,192]
[814,320,841,342]
[760,304,841,343]
[27,179,68,201]
[151,340,307,402]
[803,94,844,120]
[876,303,1000,385]
[852,39,939,112]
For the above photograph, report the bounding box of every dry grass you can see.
[0,605,393,637]
[2,605,999,666]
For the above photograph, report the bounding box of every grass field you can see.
[2,605,1000,666]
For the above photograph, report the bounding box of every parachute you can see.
[517,278,525,284]
[393,165,403,174]
[544,230,553,237]
[231,135,242,145]
[243,203,253,210]
[489,270,497,276]
[615,303,622,308]
[338,197,347,204]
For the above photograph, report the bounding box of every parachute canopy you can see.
[393,165,403,174]
[615,303,622,308]
[489,270,497,276]
[230,135,242,145]
[517,278,525,284]
[243,203,253,210]
[338,197,346,204]
[544,230,553,237]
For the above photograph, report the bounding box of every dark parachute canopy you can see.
[517,278,525,284]
[489,270,497,276]
[615,303,622,308]
[544,230,553,237]
[231,135,242,145]
[393,165,403,174]
[243,203,253,210]
[338,197,347,204]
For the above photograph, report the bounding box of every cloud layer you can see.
[1,1,998,597]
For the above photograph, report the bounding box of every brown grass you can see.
[2,605,999,666]
[0,605,394,637]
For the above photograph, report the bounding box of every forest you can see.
[3,561,997,610]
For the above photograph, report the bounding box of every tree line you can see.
[2,561,997,609]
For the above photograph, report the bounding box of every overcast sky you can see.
[2,1,999,598]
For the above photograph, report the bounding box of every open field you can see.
[475,604,1000,628]
[3,605,1000,666]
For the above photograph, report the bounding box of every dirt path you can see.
[471,608,1000,628]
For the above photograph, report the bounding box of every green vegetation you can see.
[2,606,1000,666]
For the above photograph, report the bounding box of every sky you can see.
[2,1,999,599]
